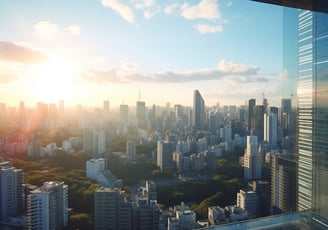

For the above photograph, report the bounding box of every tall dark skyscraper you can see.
[192,90,205,130]
[248,99,256,131]
[297,10,328,218]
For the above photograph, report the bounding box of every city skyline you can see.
[0,0,288,108]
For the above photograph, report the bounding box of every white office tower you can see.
[237,189,258,218]
[86,158,106,180]
[244,135,262,180]
[264,113,278,145]
[0,161,24,221]
[27,181,68,230]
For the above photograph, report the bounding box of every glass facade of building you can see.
[202,1,328,229]
[312,10,328,220]
[297,9,328,219]
[297,9,314,212]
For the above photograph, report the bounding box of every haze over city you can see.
[0,0,286,108]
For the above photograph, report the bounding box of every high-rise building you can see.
[127,141,136,162]
[264,113,278,145]
[243,135,262,180]
[208,111,219,135]
[136,101,147,129]
[270,154,297,214]
[281,98,294,136]
[0,161,24,221]
[27,181,68,230]
[297,9,328,218]
[92,129,106,157]
[236,189,258,218]
[119,104,129,124]
[248,99,256,131]
[94,187,132,230]
[86,158,106,180]
[134,181,160,230]
[192,90,205,130]
[174,104,184,122]
[157,140,175,171]
[249,180,271,217]
[254,105,265,140]
[83,128,93,155]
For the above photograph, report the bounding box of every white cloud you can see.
[65,24,81,35]
[181,0,221,20]
[133,0,160,19]
[101,0,135,24]
[194,24,223,34]
[164,3,179,14]
[218,60,259,74]
[33,21,81,38]
[0,41,47,64]
[82,60,272,84]
[33,21,61,39]
[143,9,160,19]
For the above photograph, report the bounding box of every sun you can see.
[33,54,77,103]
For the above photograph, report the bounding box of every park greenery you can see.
[10,133,246,227]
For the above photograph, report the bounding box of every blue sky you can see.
[0,0,289,108]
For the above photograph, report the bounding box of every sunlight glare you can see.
[34,55,77,103]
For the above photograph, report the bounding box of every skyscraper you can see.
[208,111,219,135]
[119,104,129,124]
[297,9,328,218]
[127,140,136,162]
[192,90,205,130]
[243,134,262,180]
[0,161,24,221]
[157,140,175,171]
[94,187,132,230]
[92,129,106,157]
[27,181,68,230]
[264,113,278,145]
[136,101,146,129]
[248,98,256,131]
[270,154,296,214]
[281,98,294,136]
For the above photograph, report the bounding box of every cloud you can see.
[82,69,129,83]
[133,0,160,19]
[101,0,135,24]
[134,0,155,9]
[194,24,223,34]
[218,60,259,74]
[33,21,61,39]
[81,60,271,84]
[164,3,179,14]
[65,24,81,35]
[0,41,47,64]
[34,21,81,38]
[181,0,221,20]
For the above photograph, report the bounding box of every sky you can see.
[0,0,289,108]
